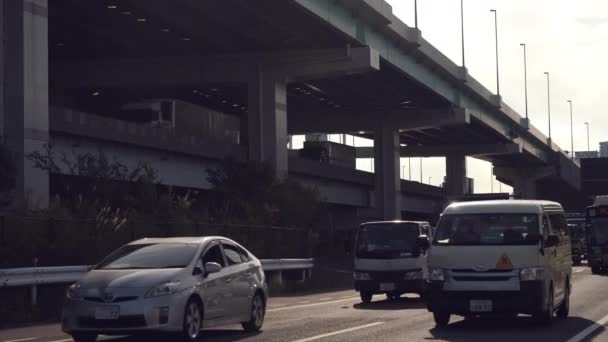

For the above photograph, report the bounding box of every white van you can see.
[426,200,572,326]
[354,221,431,303]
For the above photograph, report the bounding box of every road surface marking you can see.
[3,338,38,342]
[47,339,72,342]
[268,297,360,312]
[566,313,608,342]
[574,269,586,273]
[290,322,385,342]
[297,301,311,304]
[319,297,333,301]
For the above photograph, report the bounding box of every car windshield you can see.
[590,218,608,245]
[356,223,420,259]
[96,243,198,270]
[434,214,541,246]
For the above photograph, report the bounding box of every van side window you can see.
[549,214,569,239]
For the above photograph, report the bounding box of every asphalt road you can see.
[2,265,608,342]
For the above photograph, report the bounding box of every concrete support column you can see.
[2,0,49,209]
[445,153,467,197]
[247,68,288,176]
[494,166,555,200]
[373,121,400,220]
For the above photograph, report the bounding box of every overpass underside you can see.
[0,0,582,218]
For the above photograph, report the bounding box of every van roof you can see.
[443,200,563,215]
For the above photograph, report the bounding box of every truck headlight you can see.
[354,272,371,281]
[66,283,82,300]
[520,267,544,281]
[145,281,181,298]
[428,268,445,281]
[404,271,422,280]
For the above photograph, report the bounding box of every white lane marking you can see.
[574,269,586,273]
[319,297,333,301]
[3,338,38,342]
[297,301,311,304]
[566,313,608,342]
[268,297,360,312]
[290,322,385,342]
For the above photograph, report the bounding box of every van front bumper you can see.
[355,279,425,295]
[426,281,544,315]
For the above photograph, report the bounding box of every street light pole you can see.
[490,9,500,96]
[568,100,574,159]
[520,43,528,120]
[461,0,465,68]
[544,72,552,139]
[414,0,418,29]
[585,122,590,152]
[420,158,423,183]
[408,158,412,181]
[429,176,432,185]
[490,166,494,193]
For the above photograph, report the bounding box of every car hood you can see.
[79,268,184,289]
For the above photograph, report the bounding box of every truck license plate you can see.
[379,283,395,291]
[94,306,120,320]
[469,300,492,312]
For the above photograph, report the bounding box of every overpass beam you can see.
[374,121,401,220]
[494,166,555,200]
[445,154,467,197]
[2,0,49,209]
[356,143,522,159]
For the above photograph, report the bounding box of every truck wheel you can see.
[433,312,450,327]
[360,291,373,304]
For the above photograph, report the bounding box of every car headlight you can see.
[428,268,445,281]
[145,281,181,298]
[404,271,422,280]
[66,283,82,300]
[520,267,544,281]
[354,272,371,281]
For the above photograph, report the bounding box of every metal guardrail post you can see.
[31,258,39,306]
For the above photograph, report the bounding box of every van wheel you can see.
[556,282,570,319]
[534,287,554,325]
[433,312,450,327]
[360,291,373,304]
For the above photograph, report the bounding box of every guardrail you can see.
[0,259,314,305]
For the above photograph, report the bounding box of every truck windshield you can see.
[356,223,420,259]
[589,218,608,245]
[434,214,540,246]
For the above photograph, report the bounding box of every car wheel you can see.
[360,291,373,304]
[557,282,570,319]
[182,298,203,341]
[433,312,450,327]
[71,334,98,342]
[242,292,266,332]
[534,287,554,325]
[386,293,400,301]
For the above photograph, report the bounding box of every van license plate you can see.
[379,283,395,291]
[94,306,120,320]
[469,300,492,312]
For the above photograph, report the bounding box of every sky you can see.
[295,0,608,194]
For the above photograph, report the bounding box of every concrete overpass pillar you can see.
[494,166,555,200]
[2,0,49,209]
[373,121,400,220]
[247,68,288,176]
[445,153,467,198]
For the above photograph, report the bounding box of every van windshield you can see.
[356,223,420,259]
[433,214,540,246]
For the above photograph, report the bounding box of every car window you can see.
[202,244,225,267]
[222,243,243,266]
[238,247,250,262]
[96,243,198,270]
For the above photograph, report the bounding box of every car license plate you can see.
[379,283,395,291]
[469,300,492,312]
[94,306,120,320]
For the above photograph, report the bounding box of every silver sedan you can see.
[62,236,268,342]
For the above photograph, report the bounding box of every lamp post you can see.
[585,122,590,152]
[414,0,418,29]
[461,0,466,68]
[520,43,528,120]
[420,158,423,183]
[490,9,500,96]
[544,72,552,139]
[409,158,412,180]
[429,176,432,185]
[568,100,574,159]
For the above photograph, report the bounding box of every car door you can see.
[198,241,229,320]
[220,241,251,317]
[542,214,560,301]
[549,213,571,302]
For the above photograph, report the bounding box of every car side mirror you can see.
[192,266,204,276]
[545,235,560,248]
[417,235,430,251]
[205,262,222,275]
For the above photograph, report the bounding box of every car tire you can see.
[182,298,203,342]
[242,292,266,332]
[534,287,554,325]
[592,266,601,274]
[433,312,450,327]
[360,291,373,304]
[557,282,570,319]
[71,334,98,342]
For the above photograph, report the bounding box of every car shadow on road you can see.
[353,296,426,311]
[426,316,602,341]
[103,330,262,342]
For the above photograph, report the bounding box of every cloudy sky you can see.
[381,0,608,193]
